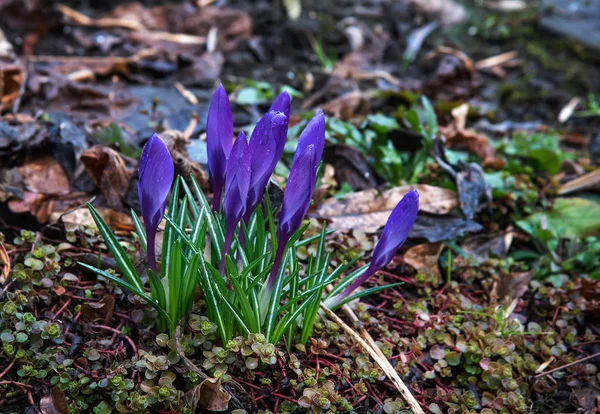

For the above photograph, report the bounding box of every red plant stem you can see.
[230,377,262,391]
[379,270,415,284]
[0,381,33,389]
[90,324,138,358]
[271,392,298,403]
[365,381,384,407]
[0,360,16,379]
[323,352,346,363]
[51,298,72,320]
[551,306,561,327]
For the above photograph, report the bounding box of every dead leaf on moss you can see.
[491,270,532,303]
[186,377,231,412]
[403,243,443,279]
[0,241,10,284]
[439,106,505,169]
[411,215,483,243]
[322,143,379,191]
[315,185,458,232]
[462,232,513,262]
[51,206,135,231]
[81,145,133,211]
[81,295,115,324]
[8,192,91,224]
[20,156,70,195]
[40,387,69,414]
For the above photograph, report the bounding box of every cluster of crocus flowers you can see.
[136,84,419,316]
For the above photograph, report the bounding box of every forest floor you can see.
[1,0,600,413]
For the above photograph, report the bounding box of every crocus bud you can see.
[293,110,325,173]
[246,110,289,219]
[221,132,251,272]
[138,134,174,271]
[269,91,291,119]
[206,84,233,211]
[266,111,325,289]
[326,190,419,308]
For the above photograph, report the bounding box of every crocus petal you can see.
[138,133,174,271]
[369,189,420,270]
[224,132,251,225]
[266,144,316,290]
[293,110,325,176]
[278,145,315,242]
[221,132,251,272]
[206,84,233,211]
[327,190,419,308]
[269,91,291,119]
[246,110,289,215]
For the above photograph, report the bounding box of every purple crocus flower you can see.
[326,190,419,309]
[245,110,289,220]
[138,134,175,272]
[266,111,325,289]
[206,84,233,211]
[269,91,291,119]
[293,110,325,171]
[221,132,251,273]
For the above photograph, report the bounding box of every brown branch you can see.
[534,351,600,378]
[321,305,425,414]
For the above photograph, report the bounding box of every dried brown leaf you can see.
[19,156,70,195]
[81,295,115,324]
[81,145,133,211]
[403,243,443,279]
[53,206,134,231]
[40,387,69,414]
[492,270,532,303]
[186,377,231,412]
[0,241,10,284]
[315,185,458,232]
[440,124,505,169]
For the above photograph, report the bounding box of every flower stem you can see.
[220,225,235,274]
[266,242,285,291]
[327,266,376,309]
[146,226,157,273]
[212,187,222,212]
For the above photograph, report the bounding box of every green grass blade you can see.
[147,269,167,312]
[197,255,228,343]
[273,296,316,345]
[162,177,181,278]
[131,209,147,253]
[264,251,290,342]
[79,262,171,326]
[87,203,144,292]
[168,239,182,323]
[180,253,200,318]
[331,283,403,310]
[326,264,369,298]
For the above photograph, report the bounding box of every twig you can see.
[175,81,199,105]
[26,48,157,65]
[558,169,600,195]
[320,305,425,414]
[534,351,600,378]
[57,4,205,45]
[475,50,518,70]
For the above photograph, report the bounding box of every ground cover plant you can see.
[0,1,600,413]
